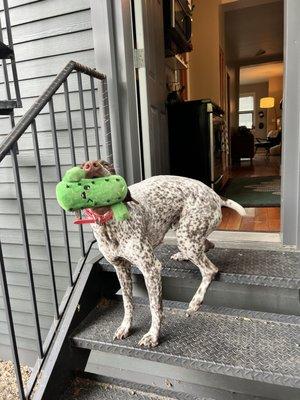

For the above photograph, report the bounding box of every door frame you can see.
[90,0,300,249]
[281,0,300,249]
[90,0,142,185]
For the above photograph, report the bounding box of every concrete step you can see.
[71,298,300,400]
[59,374,203,399]
[97,245,300,315]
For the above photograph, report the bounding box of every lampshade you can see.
[260,97,275,109]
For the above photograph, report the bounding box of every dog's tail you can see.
[221,196,247,217]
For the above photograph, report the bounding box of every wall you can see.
[240,82,269,138]
[268,75,283,131]
[189,0,221,104]
[0,0,99,365]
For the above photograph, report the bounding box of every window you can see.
[239,95,254,129]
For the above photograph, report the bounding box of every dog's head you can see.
[81,160,116,178]
[80,160,136,217]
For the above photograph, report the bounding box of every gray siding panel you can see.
[4,9,92,44]
[1,0,90,27]
[0,1,101,364]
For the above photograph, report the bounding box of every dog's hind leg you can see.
[175,207,220,315]
[171,238,215,261]
[186,250,218,315]
[111,259,133,340]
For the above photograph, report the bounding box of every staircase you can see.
[51,243,299,400]
[0,0,22,119]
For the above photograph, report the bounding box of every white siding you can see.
[0,0,101,364]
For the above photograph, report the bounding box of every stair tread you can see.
[99,245,300,289]
[60,376,204,399]
[71,299,300,389]
[0,40,13,58]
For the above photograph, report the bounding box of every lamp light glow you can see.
[260,97,275,109]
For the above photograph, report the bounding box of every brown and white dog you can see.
[81,160,246,348]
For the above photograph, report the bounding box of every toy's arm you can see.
[111,202,130,221]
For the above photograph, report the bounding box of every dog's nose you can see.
[84,162,91,171]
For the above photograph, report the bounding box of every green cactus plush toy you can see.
[56,166,130,222]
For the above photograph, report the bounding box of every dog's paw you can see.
[186,302,202,317]
[138,332,159,348]
[113,324,130,340]
[170,252,188,262]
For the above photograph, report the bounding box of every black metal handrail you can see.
[0,60,112,399]
[0,61,108,162]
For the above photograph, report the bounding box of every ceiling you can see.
[224,0,283,65]
[240,62,284,84]
[222,0,282,11]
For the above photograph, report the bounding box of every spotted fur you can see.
[85,161,245,347]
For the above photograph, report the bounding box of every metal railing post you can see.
[31,120,59,320]
[98,77,113,164]
[49,98,75,282]
[77,71,89,160]
[63,79,85,257]
[10,149,44,359]
[0,241,26,400]
[90,76,101,160]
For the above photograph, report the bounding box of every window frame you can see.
[238,93,255,129]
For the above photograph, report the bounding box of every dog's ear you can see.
[100,160,116,175]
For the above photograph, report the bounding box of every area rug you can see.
[222,176,281,207]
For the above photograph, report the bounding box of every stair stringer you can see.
[31,256,120,400]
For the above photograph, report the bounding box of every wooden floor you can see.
[219,152,281,232]
[230,152,281,178]
[219,207,280,232]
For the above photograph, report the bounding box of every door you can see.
[133,0,169,178]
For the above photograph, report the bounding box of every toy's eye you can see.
[81,192,87,199]
[84,185,90,190]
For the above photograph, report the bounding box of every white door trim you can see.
[281,0,300,249]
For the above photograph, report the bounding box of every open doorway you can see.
[218,0,284,232]
[131,0,284,233]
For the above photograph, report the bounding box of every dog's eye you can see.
[84,185,90,190]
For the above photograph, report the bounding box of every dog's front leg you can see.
[138,257,163,348]
[111,259,133,340]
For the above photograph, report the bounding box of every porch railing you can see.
[0,61,112,399]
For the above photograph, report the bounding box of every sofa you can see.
[231,126,255,163]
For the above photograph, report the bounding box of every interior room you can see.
[222,62,283,231]
[165,0,284,232]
